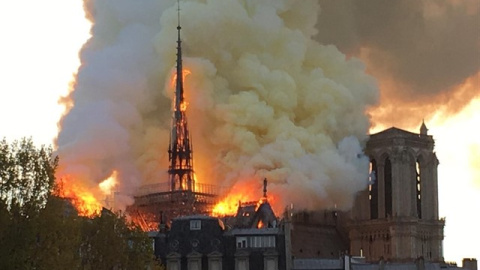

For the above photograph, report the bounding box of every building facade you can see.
[348,124,444,262]
[148,124,477,270]
[153,200,288,270]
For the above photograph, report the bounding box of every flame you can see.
[212,179,277,217]
[57,177,102,216]
[180,101,188,112]
[57,170,119,217]
[170,69,191,88]
[170,68,191,113]
[99,170,118,195]
[212,184,256,216]
[257,220,264,229]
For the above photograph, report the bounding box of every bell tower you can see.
[348,123,445,262]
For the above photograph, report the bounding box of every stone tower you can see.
[348,123,444,262]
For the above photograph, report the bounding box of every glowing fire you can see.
[257,220,264,229]
[169,68,191,113]
[99,170,118,195]
[57,178,102,216]
[212,179,277,217]
[180,101,188,112]
[170,69,191,88]
[57,171,118,217]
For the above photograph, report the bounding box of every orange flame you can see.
[57,178,102,216]
[180,101,188,112]
[57,171,119,217]
[170,69,191,88]
[257,220,264,229]
[212,179,277,217]
[170,68,191,113]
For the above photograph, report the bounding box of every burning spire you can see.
[263,178,267,198]
[168,1,195,196]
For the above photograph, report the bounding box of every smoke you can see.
[315,0,480,129]
[56,0,378,212]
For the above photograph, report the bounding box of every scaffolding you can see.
[127,182,220,231]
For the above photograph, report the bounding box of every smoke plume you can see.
[315,0,480,130]
[56,0,378,212]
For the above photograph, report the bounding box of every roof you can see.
[367,126,434,150]
[225,227,281,236]
[173,214,218,221]
[250,201,277,228]
[369,127,420,138]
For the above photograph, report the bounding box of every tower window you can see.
[385,157,393,217]
[416,160,422,219]
[369,159,378,219]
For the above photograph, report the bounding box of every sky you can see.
[0,0,478,265]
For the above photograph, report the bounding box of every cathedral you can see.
[150,123,477,270]
[138,5,476,269]
[347,123,444,262]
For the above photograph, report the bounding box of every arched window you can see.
[384,157,393,217]
[369,159,378,219]
[416,159,422,219]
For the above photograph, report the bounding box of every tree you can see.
[80,208,163,270]
[0,137,162,269]
[0,137,58,270]
[32,196,82,269]
[0,137,57,214]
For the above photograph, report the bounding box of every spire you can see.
[168,0,195,196]
[420,119,428,135]
[175,0,184,118]
[263,178,268,198]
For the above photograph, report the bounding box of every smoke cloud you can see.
[56,0,378,212]
[315,0,480,129]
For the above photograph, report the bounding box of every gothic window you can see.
[369,159,378,219]
[384,157,393,217]
[416,159,422,219]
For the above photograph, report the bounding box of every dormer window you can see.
[190,220,201,230]
[236,237,247,248]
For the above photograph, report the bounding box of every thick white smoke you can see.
[56,0,378,211]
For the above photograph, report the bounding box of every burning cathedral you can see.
[124,7,476,270]
[51,1,478,269]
